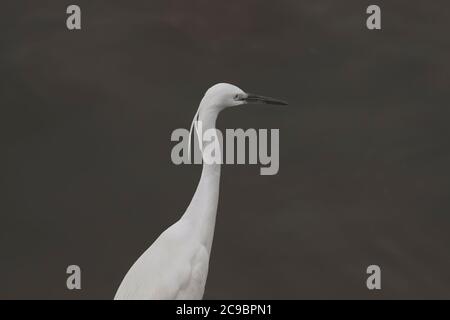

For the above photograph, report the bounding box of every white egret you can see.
[114,83,287,300]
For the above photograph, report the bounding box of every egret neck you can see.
[182,103,223,253]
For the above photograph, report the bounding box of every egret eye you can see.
[234,94,240,100]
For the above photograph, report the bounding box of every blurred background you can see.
[1,0,449,299]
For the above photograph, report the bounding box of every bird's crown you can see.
[203,83,243,98]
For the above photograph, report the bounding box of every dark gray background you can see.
[1,0,449,299]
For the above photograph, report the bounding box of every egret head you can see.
[201,83,288,110]
[188,83,288,156]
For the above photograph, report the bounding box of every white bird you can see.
[114,83,287,300]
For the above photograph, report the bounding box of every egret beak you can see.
[242,93,288,106]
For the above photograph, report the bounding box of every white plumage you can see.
[114,83,287,300]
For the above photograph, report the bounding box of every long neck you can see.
[182,105,222,253]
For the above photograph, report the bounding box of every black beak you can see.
[242,93,288,106]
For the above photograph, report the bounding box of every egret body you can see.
[114,83,287,300]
